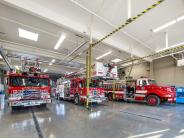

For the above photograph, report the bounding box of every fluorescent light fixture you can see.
[153,15,184,33]
[157,41,184,52]
[96,51,112,60]
[153,20,176,33]
[15,65,19,69]
[127,0,131,19]
[43,69,48,72]
[171,41,184,47]
[112,58,122,63]
[54,34,66,50]
[122,61,139,67]
[18,28,38,41]
[49,62,53,66]
[121,62,132,67]
[177,15,184,22]
[51,59,55,63]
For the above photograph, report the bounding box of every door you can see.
[135,80,147,100]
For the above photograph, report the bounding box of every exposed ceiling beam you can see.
[1,0,153,58]
[69,0,155,51]
[0,39,86,63]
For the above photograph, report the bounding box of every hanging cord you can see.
[127,44,134,80]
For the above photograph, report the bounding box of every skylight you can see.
[18,28,38,41]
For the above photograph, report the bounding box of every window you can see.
[142,80,147,86]
[148,79,157,85]
[10,77,49,87]
[79,81,83,88]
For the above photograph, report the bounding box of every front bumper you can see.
[167,97,176,103]
[9,99,51,107]
[89,96,107,103]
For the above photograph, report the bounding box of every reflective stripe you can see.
[80,96,86,99]
[115,91,125,94]
[135,94,146,97]
[70,94,74,97]
[105,91,124,94]
[136,90,147,94]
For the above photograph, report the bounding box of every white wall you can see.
[153,56,184,87]
[120,56,184,86]
[120,62,150,80]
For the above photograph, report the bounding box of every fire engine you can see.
[59,78,106,104]
[5,59,51,109]
[104,77,176,106]
[57,62,118,105]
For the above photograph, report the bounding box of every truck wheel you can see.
[11,106,19,110]
[74,95,80,105]
[108,93,113,101]
[41,104,47,108]
[147,95,160,106]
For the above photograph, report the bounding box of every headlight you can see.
[9,97,21,101]
[165,94,172,97]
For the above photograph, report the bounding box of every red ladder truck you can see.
[104,77,176,106]
[57,62,118,105]
[5,59,51,109]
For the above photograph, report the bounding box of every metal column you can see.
[86,44,92,109]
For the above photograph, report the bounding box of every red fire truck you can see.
[104,77,176,106]
[6,73,51,109]
[4,58,51,110]
[59,78,106,105]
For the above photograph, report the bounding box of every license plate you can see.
[23,101,40,106]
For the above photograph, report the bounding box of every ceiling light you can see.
[177,16,184,22]
[112,58,122,63]
[121,61,138,67]
[51,59,55,63]
[54,34,66,50]
[15,65,19,69]
[96,51,112,60]
[49,62,53,66]
[156,41,184,52]
[18,28,38,41]
[153,15,184,33]
[153,20,176,33]
[121,62,132,67]
[43,69,48,72]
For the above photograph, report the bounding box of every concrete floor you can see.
[0,100,184,138]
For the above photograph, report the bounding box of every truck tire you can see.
[74,95,80,105]
[11,106,19,110]
[146,95,160,106]
[41,104,47,108]
[108,93,113,101]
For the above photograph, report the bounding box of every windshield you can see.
[148,79,157,85]
[10,76,49,87]
[90,80,103,88]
